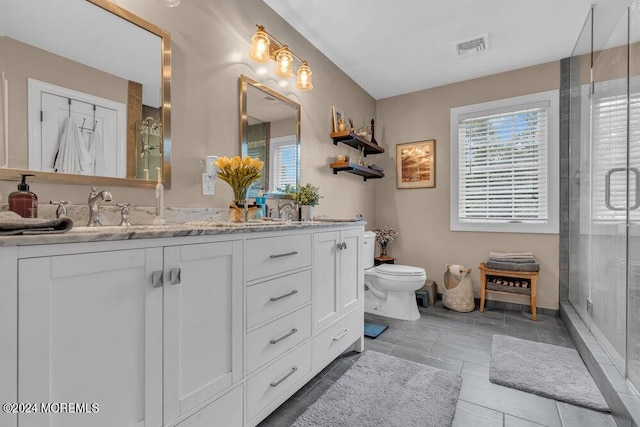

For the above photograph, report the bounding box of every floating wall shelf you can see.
[330,131,385,156]
[329,161,384,181]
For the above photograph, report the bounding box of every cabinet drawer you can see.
[247,305,311,374]
[313,309,363,368]
[177,384,243,427]
[245,234,311,281]
[246,341,311,420]
[247,269,311,328]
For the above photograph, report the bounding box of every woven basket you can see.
[442,264,475,312]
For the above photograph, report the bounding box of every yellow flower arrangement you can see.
[215,155,264,203]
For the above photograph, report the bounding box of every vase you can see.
[229,201,247,223]
[380,241,388,256]
[300,205,314,221]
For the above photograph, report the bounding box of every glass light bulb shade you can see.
[158,0,181,6]
[249,30,270,63]
[296,62,313,90]
[275,47,293,78]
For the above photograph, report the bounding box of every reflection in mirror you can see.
[0,0,171,188]
[240,75,300,197]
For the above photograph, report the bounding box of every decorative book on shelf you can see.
[329,161,384,181]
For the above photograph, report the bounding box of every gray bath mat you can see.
[490,335,609,412]
[292,350,462,427]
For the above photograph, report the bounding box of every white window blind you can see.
[269,135,297,191]
[458,106,548,222]
[450,90,559,233]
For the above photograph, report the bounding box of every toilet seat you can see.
[374,264,425,277]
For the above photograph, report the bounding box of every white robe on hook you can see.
[86,130,107,176]
[53,116,92,175]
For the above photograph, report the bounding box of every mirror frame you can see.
[0,0,172,189]
[239,75,300,197]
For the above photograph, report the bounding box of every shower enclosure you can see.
[568,0,640,391]
[135,116,163,181]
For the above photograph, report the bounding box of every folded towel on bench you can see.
[486,260,540,272]
[489,251,535,259]
[0,211,73,235]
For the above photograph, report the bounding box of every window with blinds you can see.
[450,91,559,233]
[269,135,298,191]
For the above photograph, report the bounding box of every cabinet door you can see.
[313,231,341,333]
[18,248,163,427]
[163,241,243,423]
[340,228,363,315]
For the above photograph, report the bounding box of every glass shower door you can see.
[568,8,593,330]
[588,4,629,370]
[626,2,640,391]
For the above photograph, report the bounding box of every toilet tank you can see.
[363,231,376,269]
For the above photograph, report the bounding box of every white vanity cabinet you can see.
[1,224,364,427]
[18,247,164,427]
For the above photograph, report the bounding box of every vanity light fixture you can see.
[249,25,313,91]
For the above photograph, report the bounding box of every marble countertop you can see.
[0,220,365,247]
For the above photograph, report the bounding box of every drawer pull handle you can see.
[270,290,298,302]
[337,242,343,250]
[342,242,347,250]
[270,366,298,388]
[332,328,350,341]
[270,251,298,259]
[270,328,298,345]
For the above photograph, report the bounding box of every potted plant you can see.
[370,226,398,256]
[282,183,322,221]
[215,155,264,222]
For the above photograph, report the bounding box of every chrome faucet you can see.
[87,187,113,226]
[276,201,296,220]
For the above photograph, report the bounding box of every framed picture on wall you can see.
[396,140,436,189]
[332,105,345,133]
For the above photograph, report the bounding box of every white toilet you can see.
[363,231,427,321]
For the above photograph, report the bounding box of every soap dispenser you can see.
[9,174,38,218]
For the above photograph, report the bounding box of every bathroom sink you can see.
[69,224,179,233]
[184,220,292,228]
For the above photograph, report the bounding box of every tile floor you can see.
[259,302,617,427]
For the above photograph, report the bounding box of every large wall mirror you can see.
[0,0,172,188]
[240,75,300,197]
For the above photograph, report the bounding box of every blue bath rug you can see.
[364,322,388,338]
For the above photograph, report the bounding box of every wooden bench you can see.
[479,263,538,321]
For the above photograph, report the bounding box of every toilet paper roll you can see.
[449,264,466,281]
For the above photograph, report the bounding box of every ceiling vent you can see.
[454,34,490,58]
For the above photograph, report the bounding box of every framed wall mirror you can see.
[239,75,300,197]
[0,0,172,188]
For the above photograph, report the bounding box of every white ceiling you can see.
[264,0,595,100]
